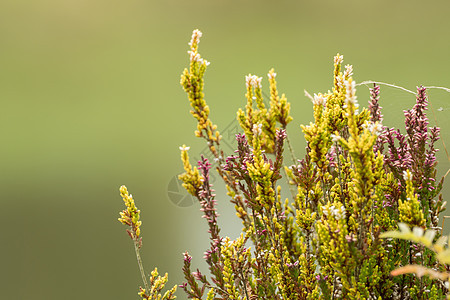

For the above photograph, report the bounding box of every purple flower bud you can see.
[183,252,192,263]
[179,282,187,288]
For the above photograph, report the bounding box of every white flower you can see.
[188,50,201,62]
[313,93,326,106]
[322,204,346,220]
[334,54,344,65]
[402,170,413,182]
[252,123,263,136]
[333,206,346,220]
[245,74,262,89]
[331,134,341,142]
[192,29,202,37]
[362,121,383,136]
[268,71,277,80]
[179,145,190,151]
[188,29,202,48]
[373,123,383,135]
[344,80,357,106]
[199,58,210,66]
[344,64,353,79]
[337,76,344,89]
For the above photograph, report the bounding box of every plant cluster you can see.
[118,30,448,299]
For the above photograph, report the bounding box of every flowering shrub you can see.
[118,30,449,299]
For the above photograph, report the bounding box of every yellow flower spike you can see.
[206,288,215,300]
[344,78,359,137]
[180,30,222,159]
[333,53,344,92]
[398,170,426,227]
[220,237,244,300]
[118,186,178,297]
[246,124,276,207]
[118,185,142,239]
[301,119,331,177]
[240,75,271,150]
[178,145,203,196]
[267,69,292,128]
[311,93,327,122]
[268,68,279,102]
[321,56,350,134]
[252,80,265,112]
[343,64,353,80]
[238,71,292,153]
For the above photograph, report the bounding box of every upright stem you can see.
[134,239,150,292]
[285,135,297,165]
[239,269,250,300]
[335,143,344,198]
[282,136,298,201]
[320,177,330,204]
[283,167,297,201]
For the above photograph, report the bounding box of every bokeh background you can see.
[1,0,450,299]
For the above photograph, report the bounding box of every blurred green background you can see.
[1,0,450,299]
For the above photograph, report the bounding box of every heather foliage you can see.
[118,30,448,299]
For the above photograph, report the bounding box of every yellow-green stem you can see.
[134,239,150,293]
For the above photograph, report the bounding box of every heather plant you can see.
[118,29,449,299]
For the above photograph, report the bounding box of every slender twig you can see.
[357,80,416,95]
[239,269,250,300]
[134,239,150,292]
[304,89,314,102]
[335,142,344,200]
[424,86,450,93]
[282,135,299,201]
[331,276,337,300]
[283,168,297,200]
[285,135,297,165]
